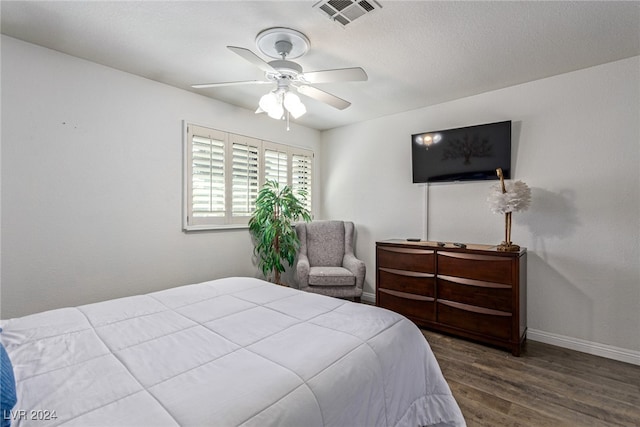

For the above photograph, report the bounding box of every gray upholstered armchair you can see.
[295,220,366,302]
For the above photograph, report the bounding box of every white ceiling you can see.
[2,1,639,131]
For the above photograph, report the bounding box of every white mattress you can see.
[1,277,465,427]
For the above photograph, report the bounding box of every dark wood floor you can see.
[421,329,640,427]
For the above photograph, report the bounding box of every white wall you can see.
[322,56,640,360]
[0,36,321,318]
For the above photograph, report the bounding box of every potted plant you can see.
[249,180,311,285]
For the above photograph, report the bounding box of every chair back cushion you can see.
[305,221,345,266]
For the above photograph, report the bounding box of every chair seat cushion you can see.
[308,267,356,287]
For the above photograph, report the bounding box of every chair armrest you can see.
[296,253,310,288]
[343,254,366,290]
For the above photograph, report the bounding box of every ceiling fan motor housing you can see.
[268,60,303,79]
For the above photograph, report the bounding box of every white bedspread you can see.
[1,277,465,427]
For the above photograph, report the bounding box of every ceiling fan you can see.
[192,27,368,121]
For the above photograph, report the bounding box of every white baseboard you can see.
[362,291,376,304]
[527,328,640,366]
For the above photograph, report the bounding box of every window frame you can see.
[183,122,314,231]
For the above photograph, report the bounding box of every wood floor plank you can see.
[421,329,640,427]
[468,354,639,424]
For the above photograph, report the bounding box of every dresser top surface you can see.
[377,239,526,255]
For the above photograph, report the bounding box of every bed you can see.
[1,276,465,427]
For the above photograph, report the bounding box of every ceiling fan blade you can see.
[295,85,351,110]
[227,46,276,73]
[192,80,271,89]
[302,67,368,84]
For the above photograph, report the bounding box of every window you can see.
[263,142,289,187]
[189,127,227,225]
[184,123,313,230]
[291,152,313,213]
[230,134,260,220]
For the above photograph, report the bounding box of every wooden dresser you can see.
[376,240,527,355]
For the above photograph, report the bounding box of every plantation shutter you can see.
[230,134,260,218]
[263,143,288,187]
[184,122,314,230]
[189,126,227,225]
[291,151,313,212]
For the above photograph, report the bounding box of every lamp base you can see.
[497,241,521,252]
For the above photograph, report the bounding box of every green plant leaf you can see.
[249,180,311,284]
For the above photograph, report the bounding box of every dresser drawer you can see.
[437,252,513,284]
[375,240,526,356]
[437,300,512,340]
[378,268,434,297]
[438,275,512,312]
[378,289,435,323]
[377,246,434,273]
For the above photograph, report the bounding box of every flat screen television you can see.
[412,120,511,183]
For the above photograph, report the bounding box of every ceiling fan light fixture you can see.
[283,91,301,106]
[288,102,307,119]
[283,92,306,118]
[267,103,284,120]
[259,91,279,112]
[258,88,306,123]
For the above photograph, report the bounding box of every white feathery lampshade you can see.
[488,168,531,251]
[487,180,531,214]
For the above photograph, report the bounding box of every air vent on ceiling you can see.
[313,0,382,27]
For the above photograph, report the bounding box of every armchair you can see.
[295,220,366,302]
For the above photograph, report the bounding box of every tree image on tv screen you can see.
[442,133,493,165]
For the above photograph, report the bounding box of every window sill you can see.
[183,224,249,232]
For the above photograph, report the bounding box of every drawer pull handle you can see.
[379,247,434,255]
[438,275,511,289]
[438,252,511,262]
[380,268,434,278]
[380,289,435,302]
[439,299,511,317]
